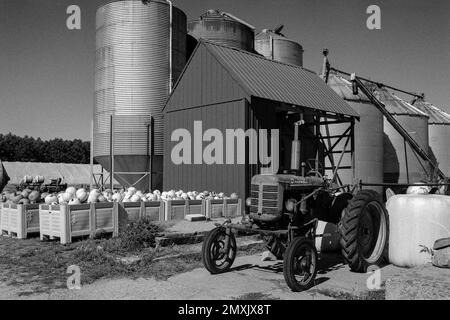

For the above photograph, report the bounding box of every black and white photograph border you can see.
[0,0,449,305]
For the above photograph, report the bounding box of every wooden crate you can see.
[205,198,242,219]
[39,202,119,244]
[0,203,40,239]
[164,199,205,221]
[118,201,165,228]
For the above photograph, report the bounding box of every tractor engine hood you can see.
[251,174,324,188]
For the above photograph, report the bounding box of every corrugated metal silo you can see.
[322,75,384,193]
[255,26,303,67]
[188,9,255,52]
[413,99,450,177]
[94,0,187,190]
[374,88,430,183]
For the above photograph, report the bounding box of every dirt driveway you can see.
[0,251,400,300]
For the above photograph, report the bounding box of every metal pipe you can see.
[359,182,450,187]
[353,76,444,180]
[270,35,273,60]
[168,0,173,94]
[90,119,94,190]
[110,115,114,191]
[330,67,422,99]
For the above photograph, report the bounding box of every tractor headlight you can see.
[285,199,296,212]
[245,197,252,207]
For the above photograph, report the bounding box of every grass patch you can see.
[0,220,265,295]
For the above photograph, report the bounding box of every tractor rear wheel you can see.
[339,190,389,272]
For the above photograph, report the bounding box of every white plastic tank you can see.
[387,194,450,267]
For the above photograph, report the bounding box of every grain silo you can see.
[374,88,430,184]
[188,9,255,52]
[94,0,187,190]
[321,74,384,193]
[255,25,304,67]
[412,99,450,177]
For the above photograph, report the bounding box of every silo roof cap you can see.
[373,87,429,117]
[413,99,450,125]
[197,9,255,29]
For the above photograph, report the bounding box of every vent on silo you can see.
[94,0,187,190]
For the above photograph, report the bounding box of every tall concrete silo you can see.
[94,0,186,190]
[188,9,255,52]
[255,25,303,67]
[412,99,450,177]
[374,88,430,184]
[322,75,384,193]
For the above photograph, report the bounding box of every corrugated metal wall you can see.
[164,43,253,197]
[164,100,248,197]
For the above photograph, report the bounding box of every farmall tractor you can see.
[201,68,448,292]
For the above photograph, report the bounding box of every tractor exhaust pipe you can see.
[291,114,305,173]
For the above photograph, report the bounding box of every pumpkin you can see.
[87,194,98,204]
[18,198,30,205]
[66,187,77,197]
[131,194,141,202]
[76,189,88,203]
[45,195,58,205]
[61,192,73,202]
[89,188,100,196]
[69,198,81,205]
[112,192,122,202]
[28,191,40,202]
[12,195,23,204]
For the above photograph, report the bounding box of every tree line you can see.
[0,133,90,164]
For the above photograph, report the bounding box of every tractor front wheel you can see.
[283,237,318,292]
[339,190,389,272]
[202,227,237,274]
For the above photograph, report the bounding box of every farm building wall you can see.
[163,42,253,198]
[164,99,249,199]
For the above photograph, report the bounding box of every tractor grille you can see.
[249,183,280,215]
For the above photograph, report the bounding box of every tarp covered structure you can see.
[2,162,117,186]
[0,160,10,192]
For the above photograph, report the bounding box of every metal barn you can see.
[163,41,358,198]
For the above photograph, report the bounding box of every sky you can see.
[0,0,449,141]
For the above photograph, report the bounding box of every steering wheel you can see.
[306,170,323,179]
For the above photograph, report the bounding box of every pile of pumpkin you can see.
[0,187,238,206]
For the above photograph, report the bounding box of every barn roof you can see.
[166,41,359,118]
